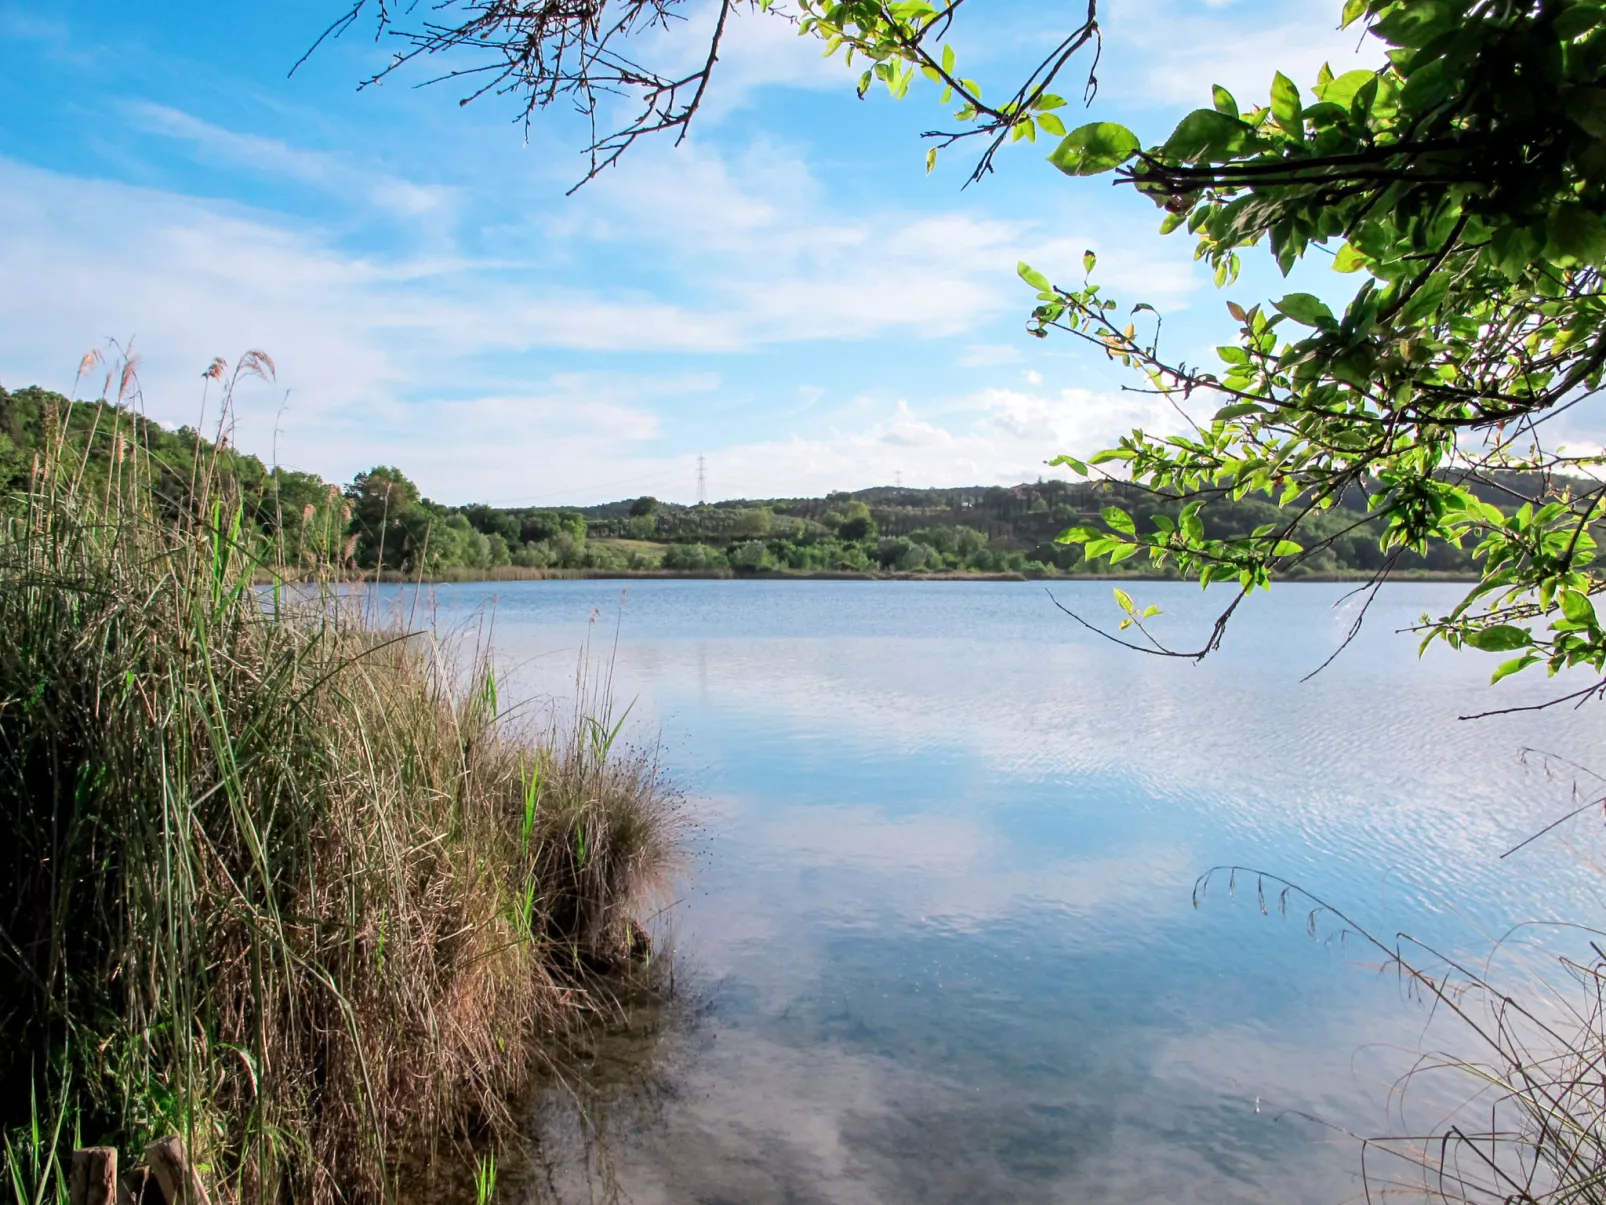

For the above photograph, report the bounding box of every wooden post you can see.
[143,1136,211,1205]
[69,1147,117,1205]
[114,1166,153,1205]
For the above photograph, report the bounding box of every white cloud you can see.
[0,135,1151,378]
[354,382,1175,506]
[620,0,863,123]
[127,102,455,220]
[580,140,1110,338]
[0,77,1205,503]
[671,384,1185,498]
[1106,0,1387,108]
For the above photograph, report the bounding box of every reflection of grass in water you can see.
[1198,857,1606,1205]
[519,973,700,1205]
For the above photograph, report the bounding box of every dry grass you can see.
[0,370,682,1203]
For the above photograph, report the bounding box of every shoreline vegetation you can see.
[0,384,1496,588]
[0,364,683,1204]
[358,565,1484,584]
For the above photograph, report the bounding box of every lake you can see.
[371,578,1605,1204]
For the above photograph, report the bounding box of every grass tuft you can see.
[0,360,682,1203]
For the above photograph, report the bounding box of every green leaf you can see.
[1037,112,1067,137]
[1048,122,1141,176]
[1017,262,1052,292]
[1332,243,1368,273]
[1547,203,1606,266]
[1556,3,1606,37]
[1398,57,1452,113]
[1082,537,1118,559]
[941,42,955,74]
[1161,109,1259,163]
[1490,653,1539,683]
[1083,249,1097,274]
[1050,455,1089,475]
[1315,68,1379,108]
[1214,402,1269,420]
[1272,540,1304,556]
[1561,589,1597,626]
[1211,84,1238,118]
[1101,506,1136,534]
[1270,72,1303,134]
[1113,587,1137,615]
[1463,624,1533,651]
[1055,526,1101,544]
[1273,292,1337,329]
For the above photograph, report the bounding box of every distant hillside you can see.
[1,384,1487,580]
[571,479,1483,577]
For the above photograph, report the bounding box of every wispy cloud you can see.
[126,102,455,219]
[0,6,102,68]
[958,344,1025,368]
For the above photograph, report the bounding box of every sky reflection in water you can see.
[373,579,1606,1204]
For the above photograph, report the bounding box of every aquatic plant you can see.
[0,355,682,1203]
[1200,853,1606,1205]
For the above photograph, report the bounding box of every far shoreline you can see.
[316,568,1482,586]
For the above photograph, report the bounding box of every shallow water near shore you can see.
[369,578,1605,1204]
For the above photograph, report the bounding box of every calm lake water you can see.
[375,579,1603,1204]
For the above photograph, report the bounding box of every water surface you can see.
[376,579,1606,1204]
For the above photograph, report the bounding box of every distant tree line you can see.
[0,385,1487,579]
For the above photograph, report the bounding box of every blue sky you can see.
[1,0,1390,505]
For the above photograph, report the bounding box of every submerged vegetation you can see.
[0,361,682,1203]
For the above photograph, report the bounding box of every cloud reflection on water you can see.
[386,580,1602,1203]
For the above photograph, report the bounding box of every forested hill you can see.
[2,384,1484,579]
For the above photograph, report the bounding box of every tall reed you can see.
[0,359,681,1203]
